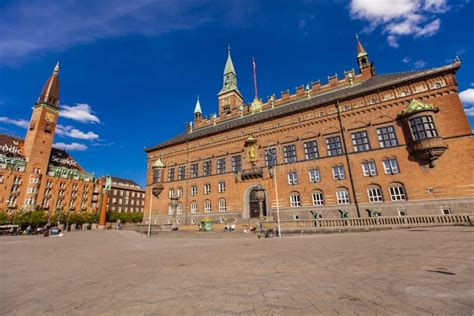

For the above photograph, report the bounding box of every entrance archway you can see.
[242,185,269,219]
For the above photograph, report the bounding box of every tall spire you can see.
[356,34,368,58]
[194,95,202,114]
[38,62,60,108]
[219,45,241,96]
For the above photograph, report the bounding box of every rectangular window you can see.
[368,187,383,203]
[308,169,320,183]
[204,201,211,213]
[217,158,226,174]
[264,148,277,167]
[312,192,324,206]
[383,158,399,174]
[377,126,398,148]
[190,163,198,178]
[190,185,197,196]
[204,184,211,195]
[326,136,343,156]
[287,172,298,185]
[351,131,370,152]
[332,165,345,180]
[336,190,350,205]
[409,115,438,141]
[362,161,377,177]
[167,167,175,182]
[203,160,212,176]
[304,140,319,160]
[231,155,242,173]
[218,181,226,193]
[290,194,301,207]
[178,166,186,180]
[191,202,197,213]
[283,144,297,163]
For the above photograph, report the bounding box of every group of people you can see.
[223,224,236,232]
[242,225,258,234]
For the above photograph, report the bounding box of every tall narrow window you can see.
[351,131,370,152]
[203,160,212,176]
[332,165,345,180]
[283,144,297,163]
[377,126,398,148]
[204,200,211,213]
[287,171,298,185]
[217,158,226,174]
[326,136,343,156]
[167,167,175,182]
[308,169,320,183]
[304,140,319,160]
[190,201,197,213]
[190,162,198,178]
[218,181,226,193]
[409,115,438,140]
[218,199,226,212]
[204,184,211,195]
[264,148,277,167]
[362,161,377,177]
[231,155,242,173]
[383,158,399,174]
[178,166,186,180]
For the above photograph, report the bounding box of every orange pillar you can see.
[98,191,108,229]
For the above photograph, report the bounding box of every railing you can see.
[261,214,472,230]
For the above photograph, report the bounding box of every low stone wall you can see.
[261,214,473,234]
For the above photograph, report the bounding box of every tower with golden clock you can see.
[23,63,60,173]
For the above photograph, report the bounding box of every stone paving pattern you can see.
[1,227,473,315]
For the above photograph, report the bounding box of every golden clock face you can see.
[45,112,55,123]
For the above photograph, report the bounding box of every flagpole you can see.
[253,57,258,99]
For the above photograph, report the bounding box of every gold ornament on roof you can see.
[250,97,263,114]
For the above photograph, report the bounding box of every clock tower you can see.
[23,63,60,172]
[217,46,243,117]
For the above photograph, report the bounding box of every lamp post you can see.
[271,166,282,238]
[148,160,164,236]
[170,194,179,225]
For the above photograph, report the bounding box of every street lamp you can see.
[170,194,179,225]
[148,159,165,236]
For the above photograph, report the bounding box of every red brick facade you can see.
[145,41,474,224]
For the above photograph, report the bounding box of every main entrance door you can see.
[249,188,267,218]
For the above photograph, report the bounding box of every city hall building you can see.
[144,37,474,225]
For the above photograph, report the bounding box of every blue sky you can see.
[1,0,473,187]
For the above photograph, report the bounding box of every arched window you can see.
[218,199,226,212]
[176,187,183,198]
[190,201,197,213]
[389,183,407,201]
[176,203,183,214]
[367,185,383,203]
[204,200,211,213]
[168,189,174,199]
[336,188,350,205]
[312,190,324,206]
[290,192,301,207]
[168,204,173,215]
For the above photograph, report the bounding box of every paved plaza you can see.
[1,227,473,315]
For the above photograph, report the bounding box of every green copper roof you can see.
[224,46,236,75]
[399,99,435,116]
[153,158,165,168]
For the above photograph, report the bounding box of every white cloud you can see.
[0,117,29,128]
[349,0,449,47]
[56,125,99,140]
[60,104,100,124]
[414,59,427,68]
[402,57,411,63]
[460,88,474,106]
[53,142,88,151]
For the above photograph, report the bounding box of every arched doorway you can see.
[243,185,269,219]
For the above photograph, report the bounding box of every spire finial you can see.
[355,33,359,40]
[54,61,60,75]
[228,44,231,55]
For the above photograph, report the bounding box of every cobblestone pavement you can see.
[1,227,473,315]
